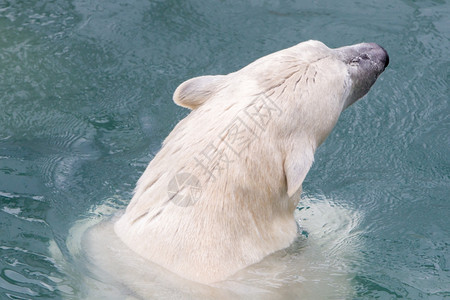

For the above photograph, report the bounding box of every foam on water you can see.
[49,195,361,299]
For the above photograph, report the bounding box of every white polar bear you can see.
[114,40,389,284]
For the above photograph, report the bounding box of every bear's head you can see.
[172,41,388,198]
[174,40,388,141]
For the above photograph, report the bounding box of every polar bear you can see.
[113,40,389,284]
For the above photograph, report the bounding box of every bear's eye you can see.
[350,53,370,66]
[350,57,360,65]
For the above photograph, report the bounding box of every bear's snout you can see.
[338,42,389,108]
[359,43,389,71]
[339,42,389,74]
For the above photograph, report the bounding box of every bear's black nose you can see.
[379,45,389,69]
[363,43,389,71]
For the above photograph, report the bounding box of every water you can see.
[0,0,448,298]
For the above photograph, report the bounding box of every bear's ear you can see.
[284,146,315,198]
[173,75,228,110]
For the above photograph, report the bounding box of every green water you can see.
[0,0,449,299]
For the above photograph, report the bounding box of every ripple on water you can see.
[1,0,449,298]
[0,190,69,298]
[0,244,72,299]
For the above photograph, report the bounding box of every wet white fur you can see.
[114,40,361,283]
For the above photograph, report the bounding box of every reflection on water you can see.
[0,0,449,298]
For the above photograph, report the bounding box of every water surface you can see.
[0,0,449,298]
